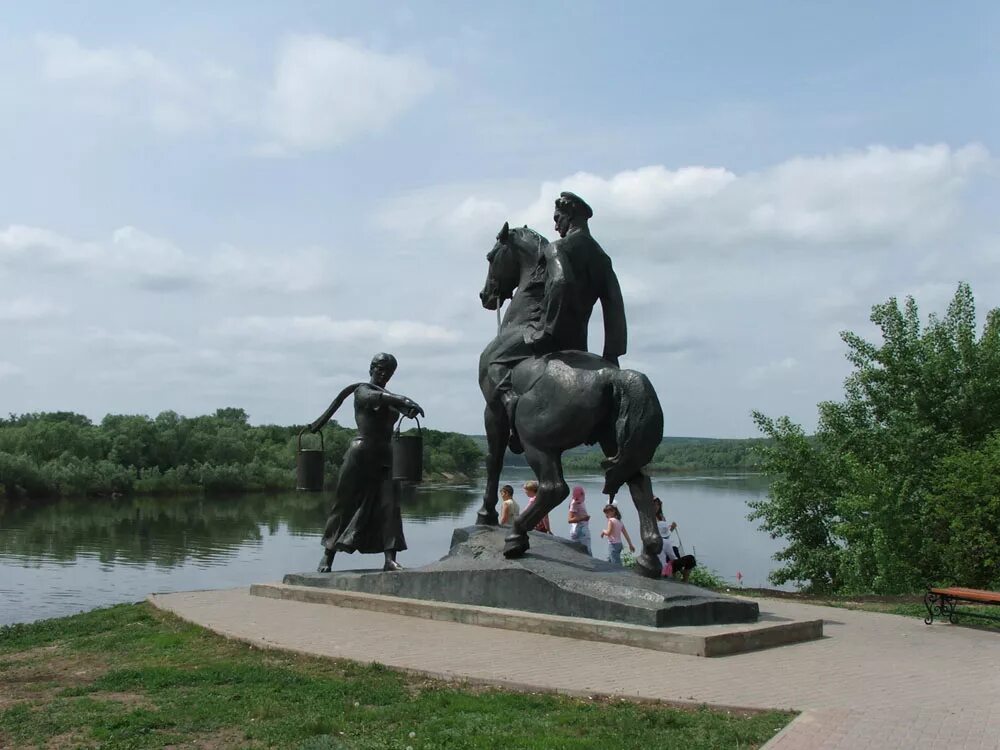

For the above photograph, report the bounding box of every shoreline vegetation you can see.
[473,434,766,474]
[749,284,1000,597]
[0,409,482,503]
[0,603,793,750]
[0,409,767,504]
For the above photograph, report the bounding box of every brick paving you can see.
[149,588,1000,749]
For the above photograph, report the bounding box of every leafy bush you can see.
[751,283,1000,594]
[688,567,727,590]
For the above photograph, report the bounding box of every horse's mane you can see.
[511,225,549,256]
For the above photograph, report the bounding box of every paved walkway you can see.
[150,588,1000,749]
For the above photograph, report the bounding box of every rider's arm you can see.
[531,244,571,343]
[600,256,627,363]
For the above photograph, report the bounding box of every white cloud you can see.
[0,362,21,379]
[383,144,991,253]
[0,224,101,267]
[32,33,438,151]
[0,297,66,322]
[1,224,193,288]
[34,33,246,135]
[743,357,799,387]
[261,35,438,153]
[83,327,178,352]
[0,224,335,293]
[36,34,181,89]
[203,244,334,293]
[212,315,461,348]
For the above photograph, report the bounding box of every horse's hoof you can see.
[476,508,499,526]
[634,554,662,579]
[503,533,530,558]
[317,551,334,573]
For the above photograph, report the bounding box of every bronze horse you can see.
[476,222,665,576]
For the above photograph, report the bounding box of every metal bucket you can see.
[296,430,325,491]
[392,417,423,483]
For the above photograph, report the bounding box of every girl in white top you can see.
[653,497,679,574]
[567,485,592,555]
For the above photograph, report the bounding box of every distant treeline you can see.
[563,436,765,472]
[0,409,483,501]
[472,435,766,472]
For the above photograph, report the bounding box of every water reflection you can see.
[0,470,779,625]
[399,483,480,523]
[0,493,326,566]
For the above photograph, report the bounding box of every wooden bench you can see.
[924,587,1000,625]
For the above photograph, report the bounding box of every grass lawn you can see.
[0,604,793,749]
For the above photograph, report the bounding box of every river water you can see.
[0,469,783,626]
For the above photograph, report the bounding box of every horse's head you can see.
[479,221,547,310]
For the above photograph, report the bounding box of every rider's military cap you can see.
[556,191,593,219]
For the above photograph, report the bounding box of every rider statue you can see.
[492,191,628,452]
[307,352,424,573]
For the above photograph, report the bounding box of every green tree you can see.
[751,283,1000,594]
[924,435,1000,589]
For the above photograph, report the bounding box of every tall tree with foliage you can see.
[750,283,1000,594]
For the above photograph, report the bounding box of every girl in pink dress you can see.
[600,503,634,566]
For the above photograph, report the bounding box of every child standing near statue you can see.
[600,503,634,566]
[498,484,519,526]
[567,485,591,555]
[523,480,552,533]
[653,497,696,582]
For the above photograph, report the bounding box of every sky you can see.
[1,1,998,437]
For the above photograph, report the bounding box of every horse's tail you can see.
[600,369,664,498]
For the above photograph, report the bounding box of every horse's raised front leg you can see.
[476,402,506,526]
[504,444,569,558]
[626,471,662,578]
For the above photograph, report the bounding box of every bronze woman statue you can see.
[307,352,424,573]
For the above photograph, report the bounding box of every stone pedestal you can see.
[283,525,759,627]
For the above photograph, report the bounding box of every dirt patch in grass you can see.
[43,730,99,749]
[0,645,61,664]
[0,645,109,706]
[163,727,257,750]
[87,690,154,708]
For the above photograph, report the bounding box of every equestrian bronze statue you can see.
[476,193,666,577]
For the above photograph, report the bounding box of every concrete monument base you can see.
[251,581,822,656]
[282,526,760,627]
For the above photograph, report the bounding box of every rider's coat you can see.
[526,229,627,363]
